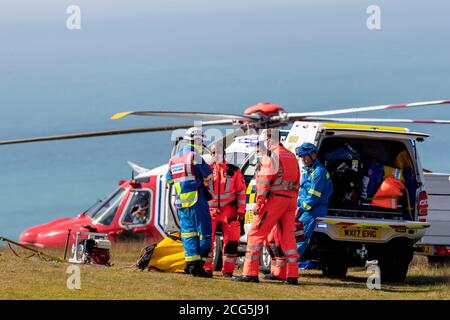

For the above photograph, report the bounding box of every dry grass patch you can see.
[0,244,448,300]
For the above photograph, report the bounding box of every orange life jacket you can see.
[371,176,405,209]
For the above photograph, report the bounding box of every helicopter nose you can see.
[19,229,38,245]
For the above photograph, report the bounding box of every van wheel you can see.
[259,245,271,274]
[322,257,348,278]
[379,246,413,282]
[213,236,223,271]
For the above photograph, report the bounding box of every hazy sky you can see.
[0,0,449,238]
[1,0,449,163]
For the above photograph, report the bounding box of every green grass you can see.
[0,243,448,300]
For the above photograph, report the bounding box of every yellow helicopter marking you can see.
[111,112,133,120]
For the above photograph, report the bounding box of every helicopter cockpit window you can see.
[91,188,127,225]
[121,190,151,226]
[84,188,121,218]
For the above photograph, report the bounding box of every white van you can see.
[220,122,430,282]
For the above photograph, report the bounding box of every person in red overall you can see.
[203,142,247,277]
[233,129,300,285]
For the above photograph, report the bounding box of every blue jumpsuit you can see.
[166,144,213,262]
[297,160,333,258]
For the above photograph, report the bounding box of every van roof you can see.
[321,123,409,132]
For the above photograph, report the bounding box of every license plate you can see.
[339,226,381,240]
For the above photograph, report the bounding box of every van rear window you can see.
[318,137,417,220]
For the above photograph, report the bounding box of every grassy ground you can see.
[0,243,448,300]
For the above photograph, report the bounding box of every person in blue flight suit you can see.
[166,127,214,278]
[295,142,333,259]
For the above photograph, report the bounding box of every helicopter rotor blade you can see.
[277,99,450,121]
[302,117,450,124]
[0,120,233,146]
[111,110,259,122]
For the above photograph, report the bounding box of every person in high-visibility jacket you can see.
[166,127,213,278]
[203,142,247,277]
[295,142,333,259]
[252,144,287,280]
[233,129,300,284]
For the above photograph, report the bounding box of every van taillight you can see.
[418,191,428,221]
[435,245,449,257]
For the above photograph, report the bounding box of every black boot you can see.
[262,273,284,281]
[283,277,299,285]
[231,275,259,283]
[191,260,213,278]
[184,262,195,275]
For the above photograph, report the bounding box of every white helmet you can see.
[183,127,205,141]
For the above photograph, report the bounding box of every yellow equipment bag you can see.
[394,150,413,169]
[147,234,185,273]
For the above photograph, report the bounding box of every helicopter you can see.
[2,99,450,251]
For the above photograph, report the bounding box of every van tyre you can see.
[322,257,348,278]
[378,245,413,283]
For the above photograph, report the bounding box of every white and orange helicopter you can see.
[2,99,449,275]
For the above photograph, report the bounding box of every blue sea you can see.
[1,0,449,239]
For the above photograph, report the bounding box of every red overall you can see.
[204,161,246,275]
[243,143,300,279]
